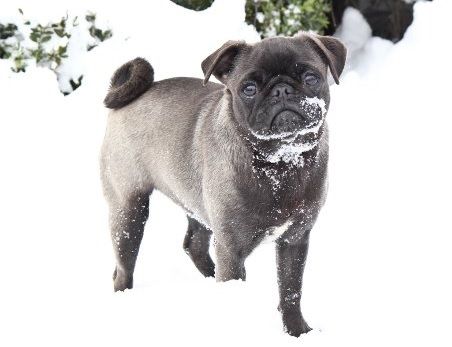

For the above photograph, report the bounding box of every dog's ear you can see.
[304,34,347,85]
[201,40,248,85]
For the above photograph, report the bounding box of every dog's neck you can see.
[251,147,319,173]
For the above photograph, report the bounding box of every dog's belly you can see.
[151,180,210,227]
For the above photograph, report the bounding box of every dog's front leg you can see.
[215,243,246,281]
[214,231,256,282]
[276,229,312,337]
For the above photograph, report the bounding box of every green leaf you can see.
[41,35,52,43]
[30,32,39,42]
[54,28,65,37]
[85,13,96,22]
[58,45,67,54]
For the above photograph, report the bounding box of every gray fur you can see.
[100,33,346,337]
[104,57,154,109]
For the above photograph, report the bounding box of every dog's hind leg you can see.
[183,216,215,277]
[109,190,151,291]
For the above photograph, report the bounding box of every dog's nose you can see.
[271,83,295,98]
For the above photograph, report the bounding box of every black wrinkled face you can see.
[227,38,331,145]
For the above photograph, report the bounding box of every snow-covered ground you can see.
[1,0,451,346]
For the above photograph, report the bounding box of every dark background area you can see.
[171,0,432,42]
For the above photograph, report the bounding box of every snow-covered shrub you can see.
[0,9,112,94]
[246,0,331,38]
[170,0,215,11]
[85,13,112,50]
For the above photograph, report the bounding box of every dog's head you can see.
[202,34,346,158]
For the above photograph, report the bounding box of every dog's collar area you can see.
[247,123,323,168]
[251,143,318,171]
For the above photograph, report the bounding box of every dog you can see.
[100,33,346,337]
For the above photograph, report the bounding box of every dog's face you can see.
[202,34,346,154]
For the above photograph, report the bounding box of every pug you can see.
[100,33,346,337]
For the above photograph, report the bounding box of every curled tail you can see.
[104,57,154,109]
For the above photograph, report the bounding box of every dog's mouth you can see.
[270,110,305,134]
[252,112,322,142]
[251,97,327,142]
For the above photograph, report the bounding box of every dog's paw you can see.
[113,267,133,292]
[280,307,312,337]
[284,319,312,337]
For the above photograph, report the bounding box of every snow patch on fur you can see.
[263,219,293,243]
[251,97,327,142]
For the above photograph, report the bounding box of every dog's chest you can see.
[239,160,326,241]
[252,165,317,213]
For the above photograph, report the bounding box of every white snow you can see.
[334,7,372,71]
[264,219,294,243]
[1,0,452,347]
[265,141,317,166]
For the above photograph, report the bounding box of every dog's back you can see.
[101,61,225,220]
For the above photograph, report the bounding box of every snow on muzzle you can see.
[252,97,327,141]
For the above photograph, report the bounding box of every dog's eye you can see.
[243,83,257,97]
[304,73,319,86]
